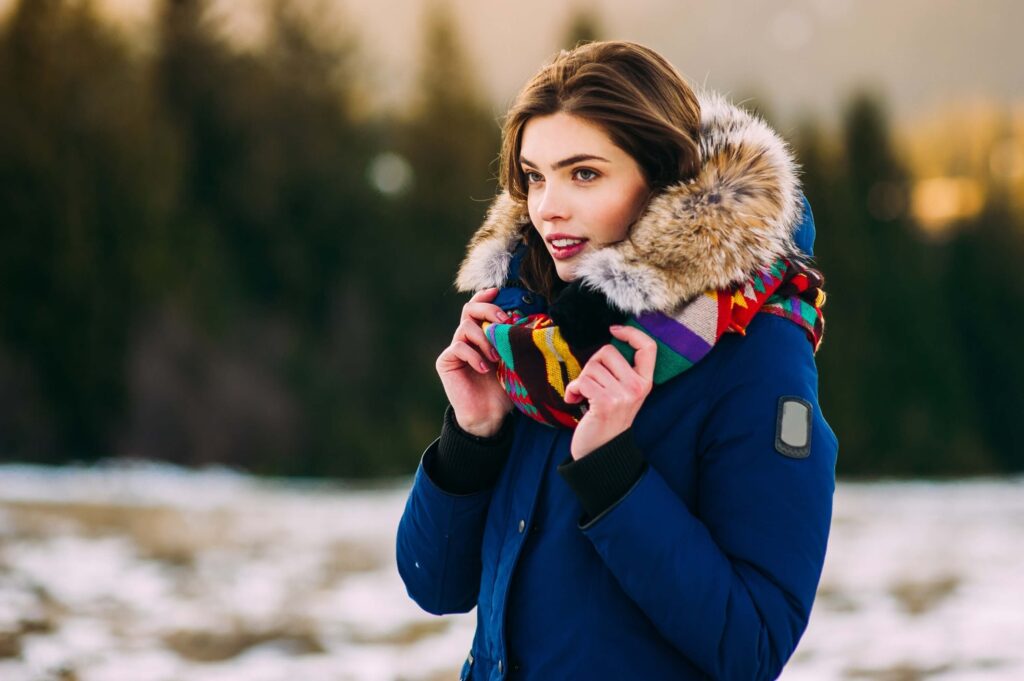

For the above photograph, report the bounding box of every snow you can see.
[785,479,1024,680]
[1,461,1022,680]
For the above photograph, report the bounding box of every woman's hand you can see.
[565,325,657,460]
[435,287,514,437]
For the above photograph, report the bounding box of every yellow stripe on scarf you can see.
[534,326,581,396]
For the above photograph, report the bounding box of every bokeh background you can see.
[0,1,1022,679]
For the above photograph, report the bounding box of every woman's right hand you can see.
[436,287,515,437]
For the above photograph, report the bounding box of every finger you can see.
[447,339,492,373]
[590,344,637,383]
[469,287,500,302]
[463,302,510,326]
[580,360,615,389]
[609,325,657,383]
[454,319,500,362]
[462,288,510,325]
[565,375,601,404]
[564,374,586,403]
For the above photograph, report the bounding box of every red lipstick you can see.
[546,233,588,260]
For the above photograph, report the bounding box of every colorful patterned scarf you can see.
[481,259,826,429]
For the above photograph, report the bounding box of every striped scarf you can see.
[482,259,826,429]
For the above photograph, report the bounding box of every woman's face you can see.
[519,112,651,282]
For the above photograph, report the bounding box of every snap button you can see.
[468,651,473,664]
[518,519,525,533]
[498,659,503,673]
[521,293,534,305]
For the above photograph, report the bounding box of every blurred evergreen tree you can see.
[0,0,178,461]
[154,0,371,333]
[561,5,604,48]
[807,93,990,476]
[384,1,501,462]
[793,118,867,468]
[1,1,1019,479]
[944,194,1024,472]
[145,0,398,476]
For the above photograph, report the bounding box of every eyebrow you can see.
[519,154,611,170]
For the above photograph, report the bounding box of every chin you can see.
[555,268,575,283]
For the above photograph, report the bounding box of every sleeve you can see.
[429,403,516,494]
[568,319,838,681]
[556,426,646,522]
[394,405,515,616]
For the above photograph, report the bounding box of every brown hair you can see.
[498,40,702,302]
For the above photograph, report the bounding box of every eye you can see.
[574,168,599,182]
[524,170,543,184]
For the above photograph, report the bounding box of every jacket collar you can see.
[454,89,806,315]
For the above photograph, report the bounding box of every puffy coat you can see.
[395,89,838,681]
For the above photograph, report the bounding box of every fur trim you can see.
[453,89,803,315]
[454,191,531,293]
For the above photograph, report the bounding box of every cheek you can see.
[593,185,646,238]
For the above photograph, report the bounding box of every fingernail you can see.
[497,311,509,321]
[610,324,623,330]
[489,348,500,361]
[479,361,489,372]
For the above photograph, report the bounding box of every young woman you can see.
[396,40,837,681]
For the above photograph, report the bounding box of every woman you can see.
[396,40,837,681]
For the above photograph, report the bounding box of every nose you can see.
[536,182,570,223]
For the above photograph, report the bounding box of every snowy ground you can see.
[0,462,1021,681]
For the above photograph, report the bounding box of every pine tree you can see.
[0,0,177,461]
[944,193,1024,472]
[831,93,986,475]
[562,5,604,48]
[383,2,502,470]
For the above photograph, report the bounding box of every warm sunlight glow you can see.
[910,177,985,233]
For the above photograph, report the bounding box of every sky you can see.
[1,0,1021,126]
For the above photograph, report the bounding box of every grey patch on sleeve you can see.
[776,396,812,459]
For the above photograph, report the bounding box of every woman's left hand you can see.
[565,324,657,460]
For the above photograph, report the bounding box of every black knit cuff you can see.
[557,427,646,524]
[424,404,515,495]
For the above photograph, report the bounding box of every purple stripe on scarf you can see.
[636,311,712,360]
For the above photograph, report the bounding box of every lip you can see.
[546,232,587,243]
[547,235,589,260]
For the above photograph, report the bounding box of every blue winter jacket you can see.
[396,91,838,681]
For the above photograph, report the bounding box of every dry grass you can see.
[348,618,452,646]
[319,539,383,586]
[815,582,860,613]
[1,500,386,579]
[844,662,954,680]
[0,577,63,660]
[403,667,464,681]
[163,622,326,662]
[0,498,392,667]
[0,500,235,567]
[888,574,960,615]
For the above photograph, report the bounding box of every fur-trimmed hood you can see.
[454,89,805,315]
